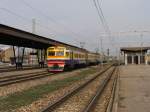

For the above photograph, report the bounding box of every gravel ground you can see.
[0,66,98,97]
[16,66,109,112]
[93,68,118,112]
[51,67,114,112]
[0,68,47,78]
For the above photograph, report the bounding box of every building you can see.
[120,47,150,65]
[0,47,46,65]
[0,47,37,64]
[0,48,3,62]
[0,47,14,63]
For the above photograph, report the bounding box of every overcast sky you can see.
[0,0,150,55]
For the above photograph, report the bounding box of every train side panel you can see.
[47,46,100,72]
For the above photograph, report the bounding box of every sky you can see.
[0,0,150,55]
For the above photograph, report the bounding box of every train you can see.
[47,46,101,72]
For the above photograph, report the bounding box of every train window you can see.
[56,51,64,56]
[70,52,73,58]
[76,54,78,58]
[48,51,55,56]
[82,55,84,58]
[66,52,70,58]
[79,54,82,58]
[74,53,78,58]
[73,53,75,58]
[74,54,76,58]
[78,54,80,58]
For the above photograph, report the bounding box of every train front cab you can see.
[47,47,66,72]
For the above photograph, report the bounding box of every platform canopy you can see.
[120,47,150,52]
[0,24,84,50]
[120,47,150,65]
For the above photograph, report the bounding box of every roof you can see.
[0,24,84,50]
[120,47,150,52]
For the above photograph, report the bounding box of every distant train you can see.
[47,46,101,72]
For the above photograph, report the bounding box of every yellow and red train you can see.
[47,46,100,72]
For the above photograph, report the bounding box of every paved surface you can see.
[118,65,150,112]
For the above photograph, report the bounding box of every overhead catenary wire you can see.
[0,7,80,46]
[95,0,115,43]
[18,0,85,45]
[92,0,117,56]
[93,0,106,31]
[0,0,118,51]
[0,8,57,36]
[96,0,111,35]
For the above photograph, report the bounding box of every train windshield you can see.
[48,51,64,56]
[48,51,55,56]
[48,47,65,56]
[55,51,64,56]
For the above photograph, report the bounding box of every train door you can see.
[127,56,132,64]
[71,51,73,60]
[134,56,138,64]
[140,56,145,64]
[85,52,88,65]
[70,51,74,68]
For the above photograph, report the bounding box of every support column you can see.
[41,49,44,68]
[37,49,40,64]
[44,49,47,67]
[16,47,25,69]
[125,53,128,65]
[21,47,25,65]
[44,49,46,62]
[132,55,134,64]
[12,46,16,67]
[12,46,25,69]
[145,54,148,65]
[37,49,45,68]
[138,55,140,64]
[16,46,20,69]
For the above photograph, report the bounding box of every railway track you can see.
[0,71,52,87]
[83,67,118,112]
[41,65,116,112]
[0,66,46,73]
[0,65,107,87]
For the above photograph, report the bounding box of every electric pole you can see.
[107,48,109,63]
[100,37,103,68]
[32,18,36,34]
[107,48,109,56]
[31,18,36,65]
[140,33,143,64]
[80,42,85,49]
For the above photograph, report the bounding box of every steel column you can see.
[12,46,17,68]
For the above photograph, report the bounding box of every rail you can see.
[41,65,113,112]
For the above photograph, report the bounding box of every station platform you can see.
[118,65,150,112]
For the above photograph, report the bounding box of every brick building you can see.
[0,47,39,65]
[0,47,14,63]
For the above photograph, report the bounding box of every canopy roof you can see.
[121,47,150,52]
[0,24,85,51]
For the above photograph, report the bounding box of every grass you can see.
[79,67,98,75]
[0,67,99,112]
